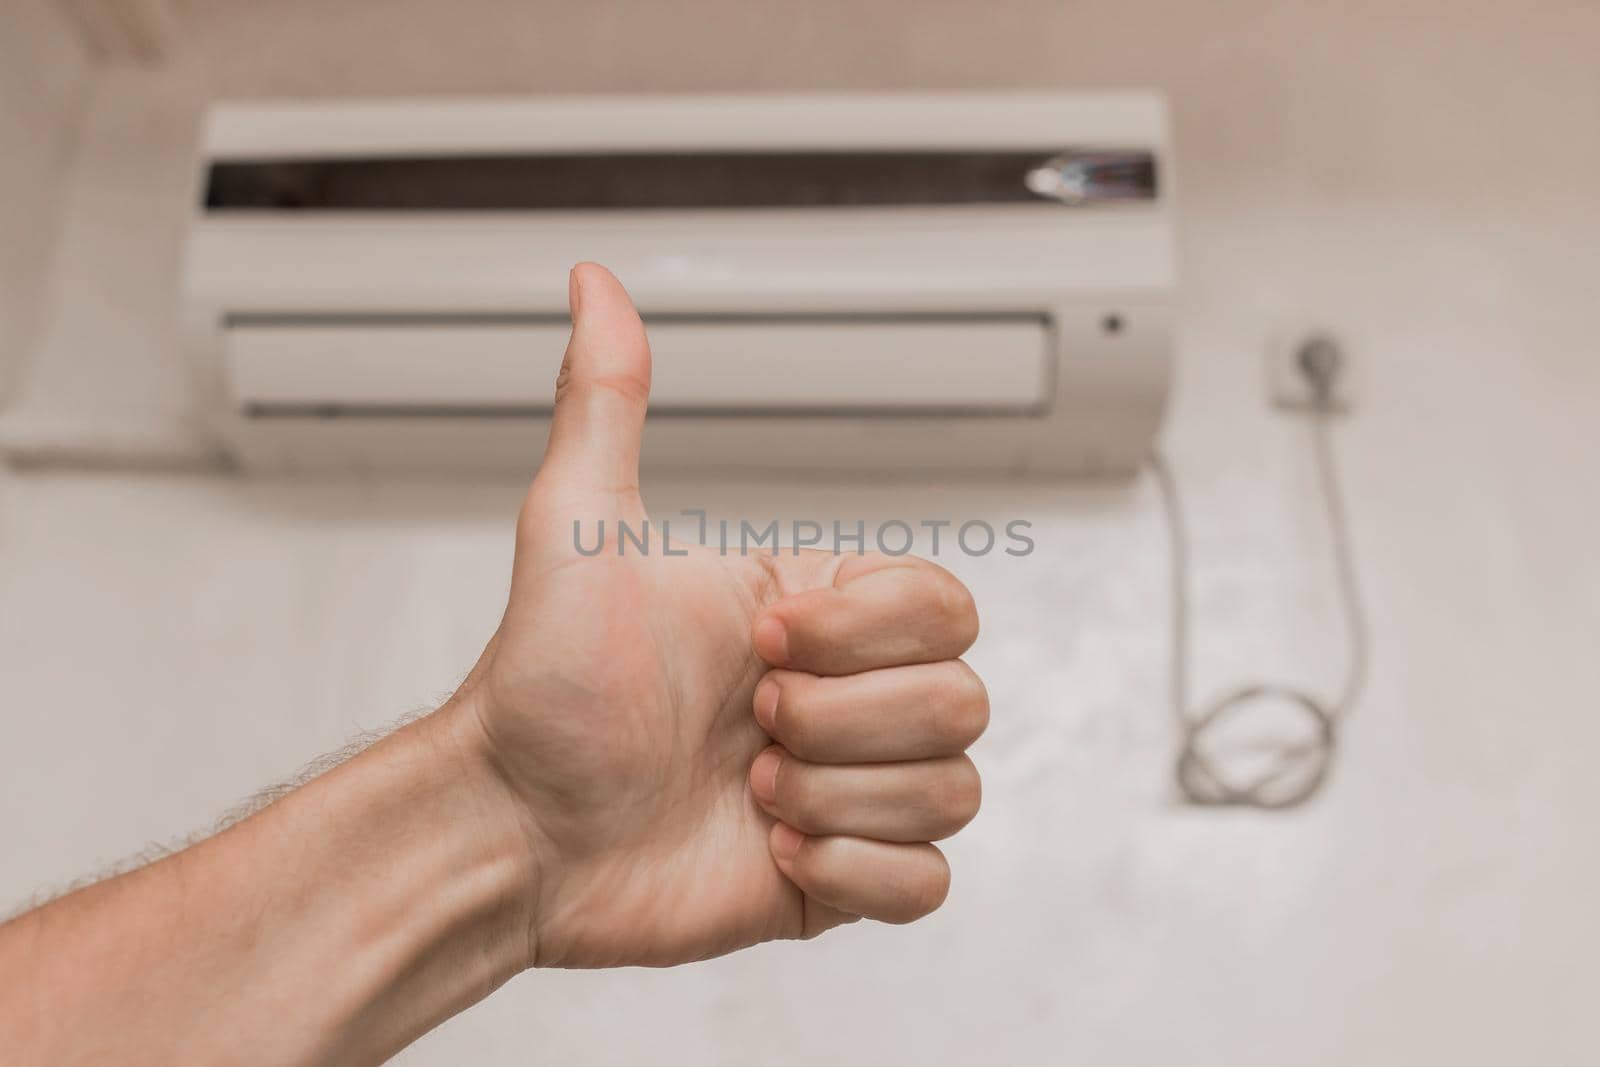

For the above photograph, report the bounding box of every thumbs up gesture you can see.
[457,264,987,968]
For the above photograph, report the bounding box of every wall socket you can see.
[1267,329,1358,411]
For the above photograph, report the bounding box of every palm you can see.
[480,485,850,967]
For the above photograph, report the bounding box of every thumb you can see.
[537,262,652,494]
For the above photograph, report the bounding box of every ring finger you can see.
[749,747,981,843]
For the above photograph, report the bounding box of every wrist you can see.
[249,705,544,1061]
[423,695,546,973]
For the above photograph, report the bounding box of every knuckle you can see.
[777,762,828,833]
[770,675,819,757]
[552,351,574,399]
[800,853,852,905]
[783,596,844,664]
[945,661,991,748]
[933,570,980,646]
[889,850,951,923]
[932,757,983,835]
[560,373,651,413]
[588,374,649,412]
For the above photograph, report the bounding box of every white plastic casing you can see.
[181,92,1176,476]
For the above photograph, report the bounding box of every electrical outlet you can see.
[1267,329,1358,411]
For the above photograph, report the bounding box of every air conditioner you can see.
[180,91,1175,476]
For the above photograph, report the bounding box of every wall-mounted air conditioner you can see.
[181,91,1175,475]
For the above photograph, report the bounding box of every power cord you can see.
[1149,336,1370,809]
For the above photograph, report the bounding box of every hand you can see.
[453,263,988,969]
[0,262,987,1065]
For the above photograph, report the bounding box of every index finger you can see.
[752,555,979,676]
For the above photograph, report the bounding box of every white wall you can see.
[2,2,1599,1065]
[0,0,91,401]
[2,66,207,451]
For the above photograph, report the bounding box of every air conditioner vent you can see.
[204,149,1156,213]
[225,313,1054,418]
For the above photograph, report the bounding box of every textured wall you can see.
[2,2,1599,1064]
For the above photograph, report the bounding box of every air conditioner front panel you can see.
[225,316,1052,415]
[181,91,1176,476]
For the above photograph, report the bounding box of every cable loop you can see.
[1151,407,1367,811]
[1174,683,1337,809]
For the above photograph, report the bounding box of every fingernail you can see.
[770,821,805,862]
[754,615,789,666]
[568,265,583,318]
[749,748,781,804]
[753,677,779,733]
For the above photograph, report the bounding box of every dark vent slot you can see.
[203,150,1156,212]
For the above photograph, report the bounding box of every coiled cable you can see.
[1149,339,1369,809]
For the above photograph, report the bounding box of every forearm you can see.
[0,703,536,1066]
